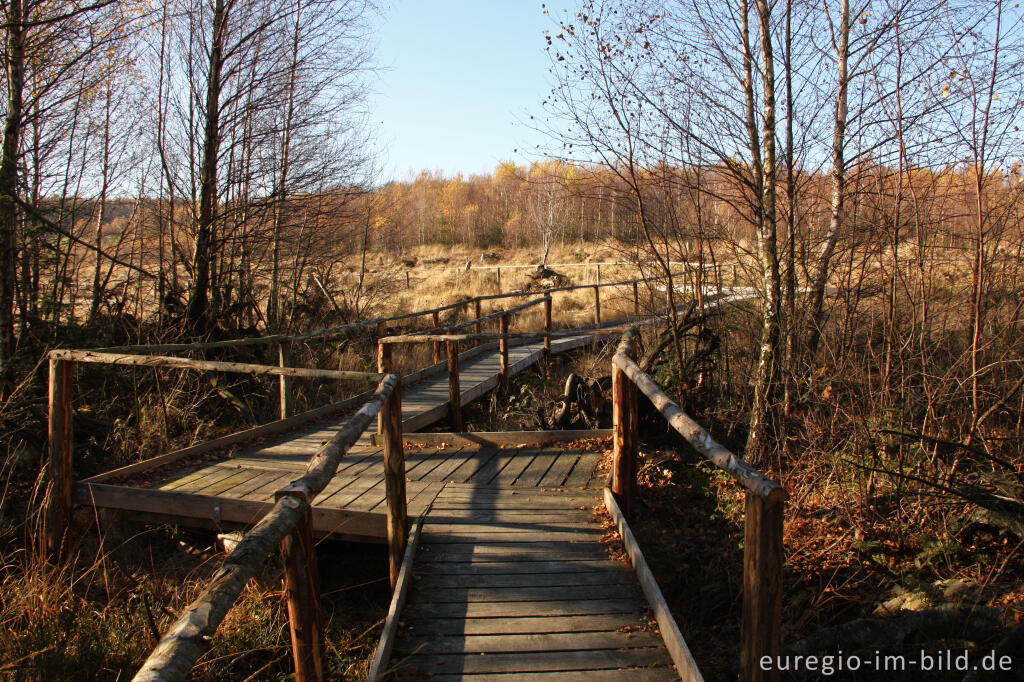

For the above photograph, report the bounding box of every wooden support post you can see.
[280,504,325,682]
[431,311,442,364]
[278,339,292,420]
[732,263,738,283]
[45,358,74,558]
[446,341,463,431]
[543,297,552,355]
[382,384,407,590]
[376,320,386,341]
[377,342,392,434]
[596,263,602,284]
[741,494,785,682]
[474,299,482,345]
[632,281,640,317]
[496,266,501,292]
[406,271,410,289]
[593,286,601,325]
[611,360,637,519]
[499,313,509,394]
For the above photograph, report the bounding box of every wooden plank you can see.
[406,669,678,682]
[393,630,664,655]
[419,530,602,544]
[514,449,560,487]
[400,430,611,448]
[420,523,601,536]
[405,583,640,603]
[390,648,673,675]
[220,470,291,499]
[162,466,238,493]
[413,570,633,589]
[191,468,263,496]
[366,518,423,682]
[400,613,650,635]
[401,599,643,619]
[74,482,385,539]
[414,558,627,575]
[563,453,601,489]
[538,450,583,488]
[604,485,703,682]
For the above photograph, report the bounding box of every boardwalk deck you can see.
[373,483,679,680]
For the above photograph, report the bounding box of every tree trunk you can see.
[746,0,782,465]
[0,0,25,385]
[186,0,228,334]
[806,0,850,357]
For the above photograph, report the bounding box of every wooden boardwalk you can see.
[76,333,602,541]
[74,326,689,680]
[380,483,679,680]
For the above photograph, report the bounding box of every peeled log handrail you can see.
[49,349,384,383]
[612,351,785,502]
[132,374,400,682]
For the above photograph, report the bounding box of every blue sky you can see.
[372,1,567,180]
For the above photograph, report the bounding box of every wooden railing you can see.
[124,373,407,682]
[610,328,786,682]
[42,349,386,559]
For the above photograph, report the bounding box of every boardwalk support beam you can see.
[45,358,74,558]
[382,384,407,589]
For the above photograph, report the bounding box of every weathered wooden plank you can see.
[404,669,679,682]
[393,630,664,655]
[366,518,423,682]
[419,530,603,544]
[563,453,601,489]
[405,583,640,603]
[401,598,643,619]
[414,558,626,575]
[538,451,583,488]
[400,613,650,635]
[389,648,672,675]
[513,449,560,487]
[412,570,633,589]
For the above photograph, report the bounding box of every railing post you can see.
[741,493,785,682]
[632,281,640,317]
[474,299,482,345]
[377,341,392,434]
[382,382,406,590]
[45,357,74,558]
[499,312,509,394]
[447,340,463,431]
[406,271,410,289]
[596,263,602,284]
[278,339,292,420]
[376,320,386,341]
[279,502,325,682]
[593,285,601,325]
[431,311,442,364]
[496,266,501,292]
[543,296,553,378]
[611,357,637,519]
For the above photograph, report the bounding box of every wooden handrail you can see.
[378,326,637,345]
[81,272,673,355]
[132,374,402,682]
[610,328,785,682]
[49,349,384,383]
